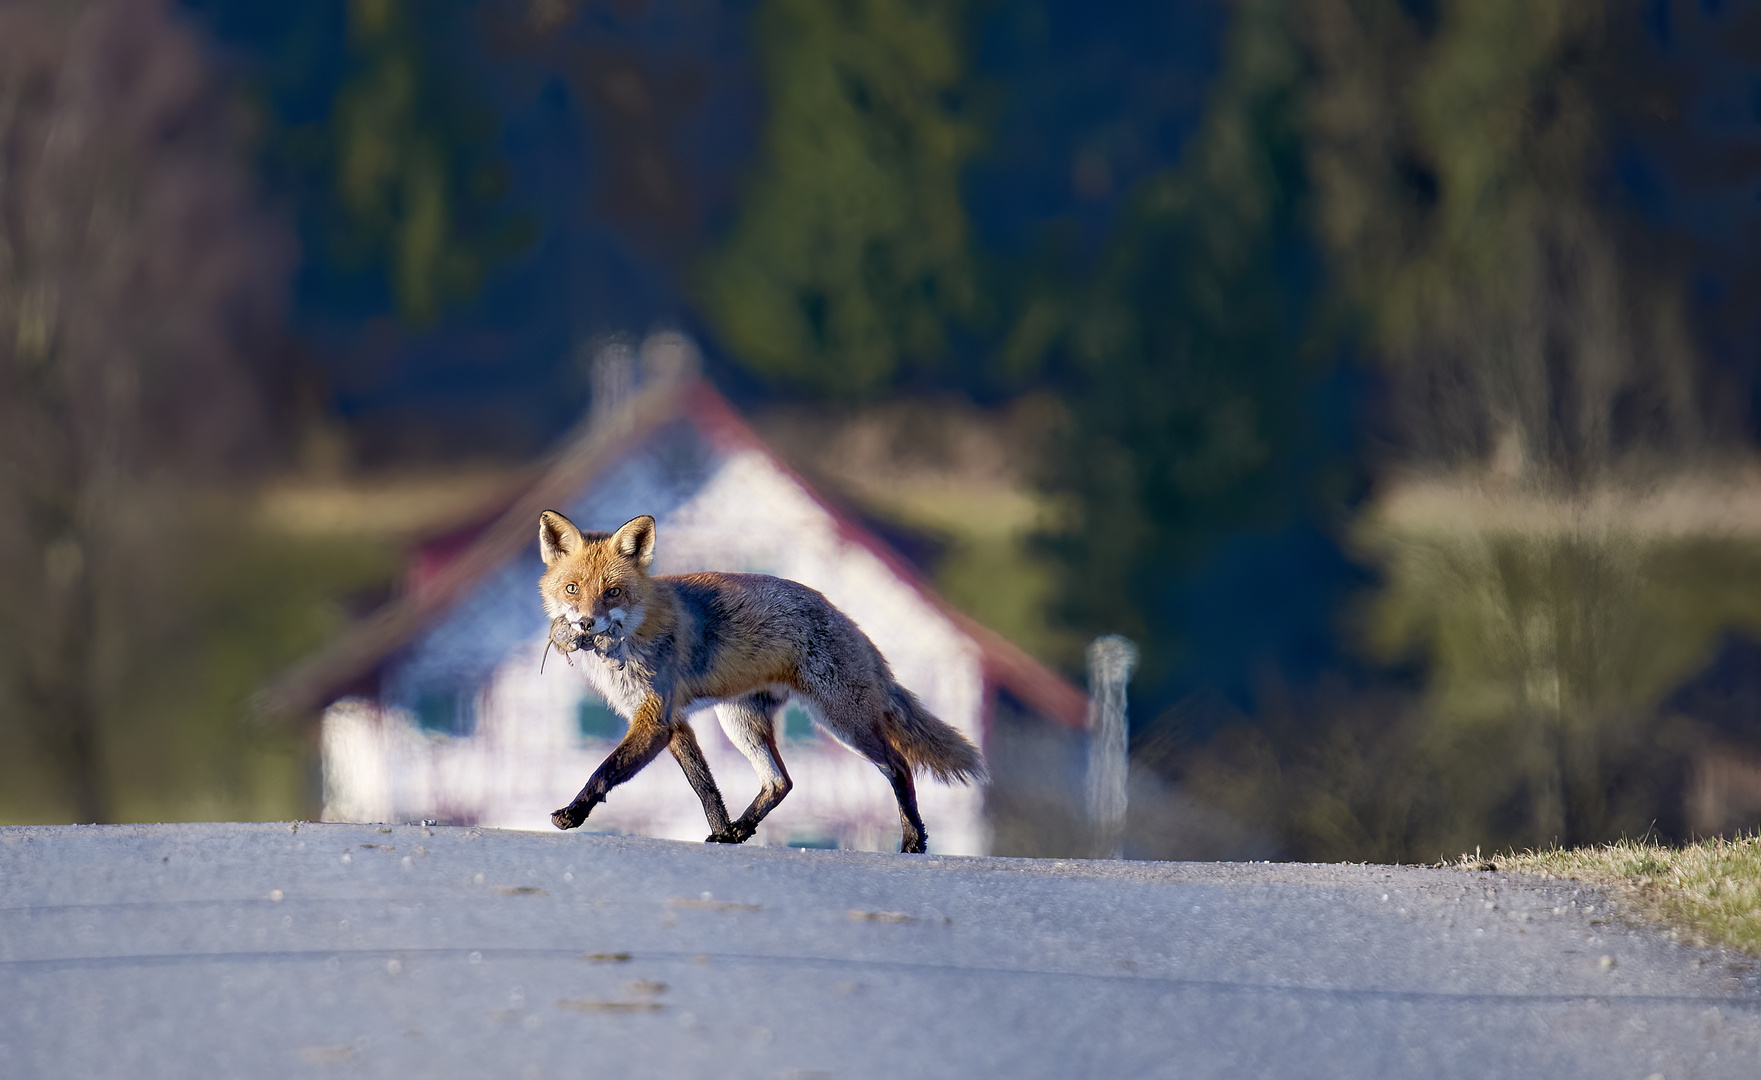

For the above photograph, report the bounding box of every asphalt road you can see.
[3,822,1758,1079]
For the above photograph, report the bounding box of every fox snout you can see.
[569,605,630,636]
[553,595,636,638]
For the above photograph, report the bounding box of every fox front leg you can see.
[663,722,739,842]
[551,693,674,830]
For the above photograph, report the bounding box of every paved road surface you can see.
[3,822,1758,1078]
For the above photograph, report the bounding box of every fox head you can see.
[537,511,657,638]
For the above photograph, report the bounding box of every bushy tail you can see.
[885,684,989,785]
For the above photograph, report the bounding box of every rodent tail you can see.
[885,683,989,785]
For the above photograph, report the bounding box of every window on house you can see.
[781,702,816,742]
[578,698,625,741]
[414,690,476,736]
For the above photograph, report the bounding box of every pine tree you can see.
[699,0,978,397]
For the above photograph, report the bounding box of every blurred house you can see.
[273,334,1086,855]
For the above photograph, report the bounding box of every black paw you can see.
[552,803,589,830]
[900,835,927,854]
[706,821,756,844]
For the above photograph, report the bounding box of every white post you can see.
[589,337,637,431]
[1085,634,1137,859]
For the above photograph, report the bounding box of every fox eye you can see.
[604,586,621,599]
[565,583,578,595]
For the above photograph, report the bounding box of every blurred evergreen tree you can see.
[698,0,979,397]
[186,0,532,323]
[330,0,529,320]
[1011,0,1340,703]
[1302,0,1702,481]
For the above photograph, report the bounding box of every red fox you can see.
[537,510,987,853]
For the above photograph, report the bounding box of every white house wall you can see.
[322,425,991,855]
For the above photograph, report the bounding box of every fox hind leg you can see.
[875,742,928,854]
[801,676,929,853]
[711,692,793,844]
[832,702,928,854]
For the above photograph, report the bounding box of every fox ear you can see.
[538,510,585,566]
[611,514,656,568]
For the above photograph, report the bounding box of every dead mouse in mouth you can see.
[542,615,630,671]
[542,615,587,671]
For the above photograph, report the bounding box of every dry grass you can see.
[1482,835,1761,954]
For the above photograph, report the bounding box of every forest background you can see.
[4,0,1761,864]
